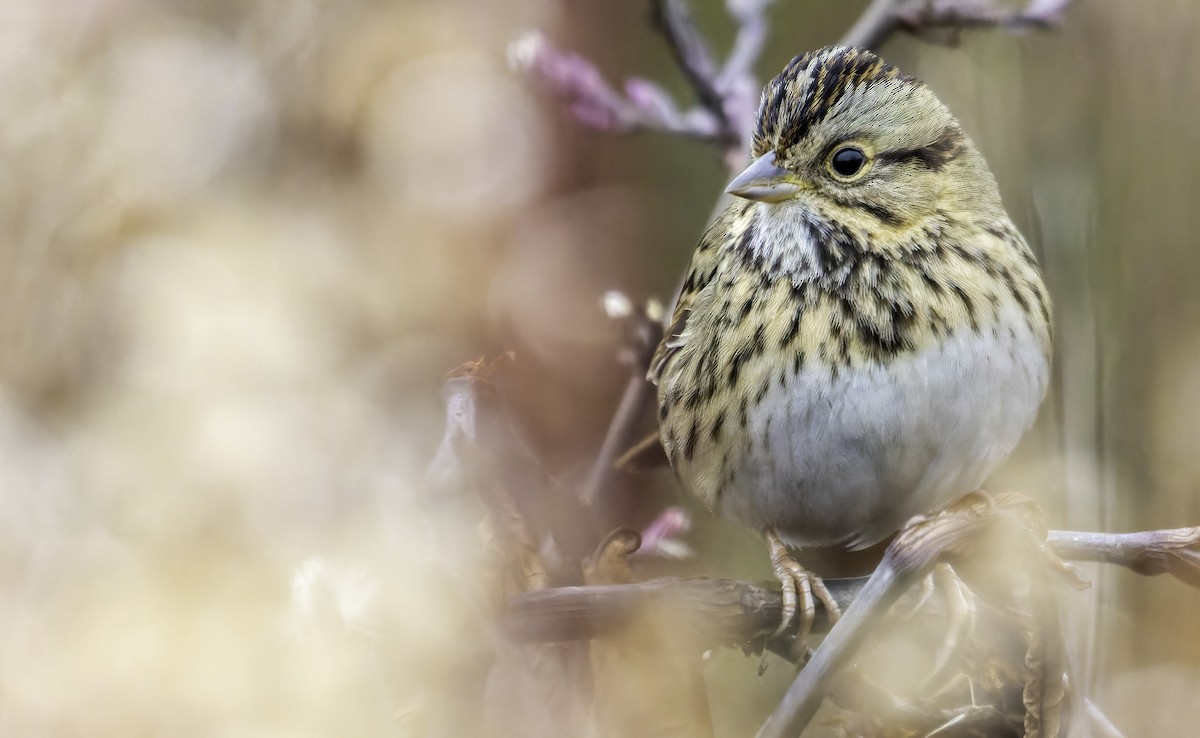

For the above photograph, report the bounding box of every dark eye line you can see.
[875,126,965,172]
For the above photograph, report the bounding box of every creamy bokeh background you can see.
[0,1,1197,735]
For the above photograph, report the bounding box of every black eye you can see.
[829,147,867,178]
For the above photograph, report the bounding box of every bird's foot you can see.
[766,530,841,657]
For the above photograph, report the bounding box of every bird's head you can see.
[728,46,1002,235]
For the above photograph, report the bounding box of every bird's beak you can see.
[725,151,802,202]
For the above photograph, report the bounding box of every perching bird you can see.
[649,46,1051,641]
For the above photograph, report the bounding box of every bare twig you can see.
[513,0,776,159]
[1048,527,1200,587]
[580,375,656,506]
[504,524,1200,647]
[718,0,776,88]
[843,0,1077,50]
[508,32,721,141]
[581,298,663,506]
[504,575,859,648]
[513,0,1076,145]
[894,0,1075,34]
[717,0,775,151]
[651,0,729,138]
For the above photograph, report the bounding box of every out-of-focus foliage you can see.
[1,1,1199,736]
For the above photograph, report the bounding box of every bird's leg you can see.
[920,562,977,690]
[766,529,841,654]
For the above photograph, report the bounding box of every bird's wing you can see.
[647,211,733,386]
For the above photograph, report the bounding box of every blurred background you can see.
[1,0,1198,735]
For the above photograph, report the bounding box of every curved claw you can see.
[766,530,842,658]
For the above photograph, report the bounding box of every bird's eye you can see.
[828,146,867,179]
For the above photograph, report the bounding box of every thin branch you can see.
[717,0,776,152]
[718,0,776,90]
[503,575,858,648]
[1048,527,1200,587]
[511,0,777,158]
[580,377,655,506]
[580,298,663,506]
[893,0,1075,35]
[504,525,1200,647]
[508,32,721,141]
[651,0,729,138]
[512,0,1077,148]
[843,0,1077,50]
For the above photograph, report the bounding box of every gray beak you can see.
[725,151,802,202]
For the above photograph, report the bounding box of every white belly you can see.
[716,311,1049,549]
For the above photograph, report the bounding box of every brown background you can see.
[0,0,1197,735]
